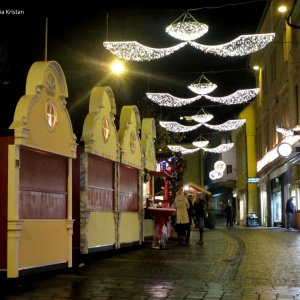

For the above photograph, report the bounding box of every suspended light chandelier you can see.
[160,119,245,133]
[146,93,201,107]
[190,107,214,123]
[191,113,214,123]
[159,121,203,132]
[165,12,209,41]
[192,136,209,148]
[188,74,217,95]
[103,11,275,61]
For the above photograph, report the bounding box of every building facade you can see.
[238,0,300,228]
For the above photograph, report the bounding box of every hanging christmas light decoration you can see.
[103,41,187,61]
[203,143,234,153]
[167,145,200,154]
[191,107,214,123]
[146,93,201,107]
[203,119,246,131]
[188,74,217,95]
[160,119,245,133]
[214,160,226,172]
[192,136,209,148]
[159,121,203,132]
[209,169,223,180]
[189,33,275,57]
[165,12,209,41]
[103,11,275,61]
[209,160,227,180]
[147,88,259,107]
[203,88,260,105]
[168,142,234,154]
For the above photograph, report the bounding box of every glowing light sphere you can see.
[214,160,226,172]
[209,170,223,180]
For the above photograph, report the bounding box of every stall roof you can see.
[183,182,211,196]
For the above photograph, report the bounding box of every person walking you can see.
[174,186,190,245]
[286,197,296,230]
[185,195,194,243]
[193,195,207,245]
[225,202,234,228]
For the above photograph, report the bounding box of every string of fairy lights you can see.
[102,7,275,180]
[103,11,275,61]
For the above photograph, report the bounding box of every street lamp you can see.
[111,60,125,75]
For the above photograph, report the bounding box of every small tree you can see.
[136,97,185,151]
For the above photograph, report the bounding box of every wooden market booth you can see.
[0,61,77,278]
[118,105,143,247]
[72,86,119,254]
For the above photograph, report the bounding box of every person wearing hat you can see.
[286,197,296,230]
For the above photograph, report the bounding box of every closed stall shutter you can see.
[19,147,68,219]
[87,154,114,211]
[119,164,139,212]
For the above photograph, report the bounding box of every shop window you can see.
[227,164,232,174]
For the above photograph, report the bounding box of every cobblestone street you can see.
[2,220,300,299]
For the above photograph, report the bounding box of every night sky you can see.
[0,1,268,141]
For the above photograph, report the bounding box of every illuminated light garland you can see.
[103,33,275,61]
[203,119,246,131]
[160,119,245,133]
[168,142,234,154]
[146,88,259,107]
[159,121,202,132]
[189,33,275,57]
[188,74,217,95]
[165,12,209,41]
[204,88,260,105]
[103,41,187,61]
[146,93,201,107]
[167,145,200,154]
[203,143,234,153]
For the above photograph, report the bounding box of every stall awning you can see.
[183,182,211,196]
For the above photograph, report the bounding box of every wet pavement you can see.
[2,218,300,299]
